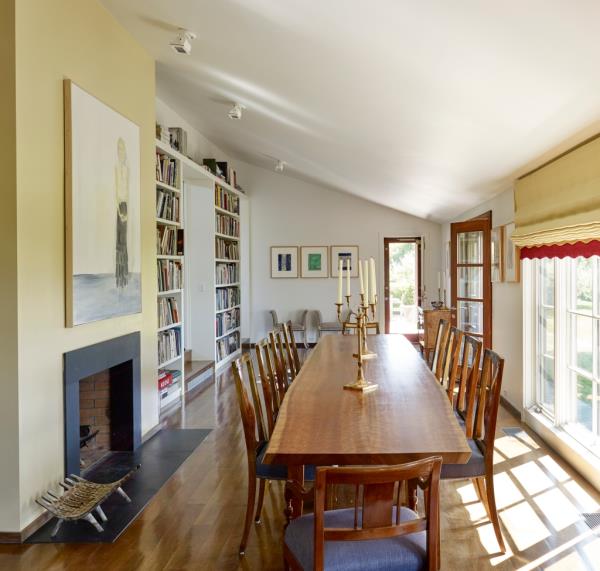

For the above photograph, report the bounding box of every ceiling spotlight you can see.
[275,160,286,173]
[228,103,245,120]
[170,29,196,55]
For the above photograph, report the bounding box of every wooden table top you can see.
[264,334,471,466]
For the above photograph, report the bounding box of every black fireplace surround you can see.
[63,332,141,476]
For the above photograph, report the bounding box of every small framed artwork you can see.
[503,222,520,283]
[301,246,328,278]
[491,226,504,283]
[330,245,359,277]
[271,246,298,278]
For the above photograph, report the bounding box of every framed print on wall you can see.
[271,246,299,278]
[491,226,504,283]
[503,222,520,283]
[330,245,359,277]
[301,246,328,278]
[64,80,141,327]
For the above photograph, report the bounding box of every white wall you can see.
[441,187,523,411]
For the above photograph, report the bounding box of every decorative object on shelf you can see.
[300,246,328,278]
[334,258,379,392]
[64,80,141,327]
[271,246,299,278]
[503,222,520,283]
[491,226,504,283]
[330,245,359,278]
[432,271,446,309]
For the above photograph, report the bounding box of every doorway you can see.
[384,238,422,338]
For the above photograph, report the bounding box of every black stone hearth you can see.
[63,332,141,476]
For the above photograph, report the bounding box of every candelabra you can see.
[335,293,378,392]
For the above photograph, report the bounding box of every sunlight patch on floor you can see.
[475,521,514,564]
[544,549,590,570]
[537,455,570,483]
[533,487,581,532]
[563,480,599,512]
[511,460,554,495]
[456,481,478,504]
[500,501,551,552]
[495,434,535,459]
[493,471,524,510]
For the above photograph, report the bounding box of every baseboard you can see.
[0,510,53,544]
[142,421,164,443]
[500,395,521,420]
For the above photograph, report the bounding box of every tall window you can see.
[530,256,600,457]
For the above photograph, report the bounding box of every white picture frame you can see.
[503,222,520,283]
[301,246,329,278]
[330,245,359,277]
[491,226,504,283]
[271,246,298,278]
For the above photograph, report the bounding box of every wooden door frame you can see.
[450,212,492,348]
[384,237,422,337]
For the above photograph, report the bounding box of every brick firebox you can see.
[79,370,111,467]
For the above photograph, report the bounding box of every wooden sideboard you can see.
[417,307,454,363]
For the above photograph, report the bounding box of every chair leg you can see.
[303,330,308,350]
[254,479,266,523]
[240,465,257,556]
[480,473,506,553]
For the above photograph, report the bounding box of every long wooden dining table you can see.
[264,334,471,514]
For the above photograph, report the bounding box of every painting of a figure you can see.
[65,80,141,326]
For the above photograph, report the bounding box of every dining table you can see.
[263,333,471,516]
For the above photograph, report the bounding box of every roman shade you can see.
[512,135,600,249]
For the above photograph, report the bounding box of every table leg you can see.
[286,465,304,521]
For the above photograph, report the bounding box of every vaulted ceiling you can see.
[101,0,600,221]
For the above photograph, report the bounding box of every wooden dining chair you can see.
[430,319,450,380]
[284,457,443,571]
[282,322,299,380]
[232,355,316,556]
[255,339,280,434]
[269,330,290,395]
[285,320,303,373]
[440,326,463,389]
[342,321,380,335]
[449,334,482,438]
[440,348,506,553]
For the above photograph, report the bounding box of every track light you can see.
[275,160,286,173]
[170,29,196,55]
[228,103,245,120]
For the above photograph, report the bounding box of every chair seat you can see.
[440,438,485,479]
[276,321,304,331]
[256,441,316,481]
[318,322,342,331]
[285,506,426,571]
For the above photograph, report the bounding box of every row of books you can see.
[215,213,239,237]
[216,287,240,311]
[158,369,182,391]
[159,369,182,409]
[156,189,180,223]
[216,307,240,337]
[158,297,180,328]
[216,237,239,260]
[158,328,181,365]
[157,226,184,256]
[156,152,179,188]
[215,185,239,214]
[158,259,183,292]
[216,262,239,285]
[216,331,240,362]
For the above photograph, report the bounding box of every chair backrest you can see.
[269,309,280,329]
[255,339,280,433]
[473,349,504,453]
[268,330,290,393]
[285,320,302,373]
[431,319,450,380]
[453,335,482,438]
[232,356,261,457]
[442,326,464,388]
[342,321,380,335]
[281,322,298,380]
[311,458,442,571]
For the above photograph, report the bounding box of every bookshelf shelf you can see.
[158,321,182,333]
[215,258,239,263]
[157,254,183,260]
[156,217,181,227]
[215,232,240,241]
[215,304,241,314]
[216,282,240,288]
[158,354,183,369]
[156,181,181,194]
[158,289,182,296]
[215,205,240,218]
[216,327,241,341]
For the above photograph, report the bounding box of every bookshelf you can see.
[155,139,247,374]
[155,144,184,413]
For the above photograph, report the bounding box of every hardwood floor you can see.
[0,354,599,570]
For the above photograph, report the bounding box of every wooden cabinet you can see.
[418,307,453,362]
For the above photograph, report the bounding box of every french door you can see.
[450,217,492,348]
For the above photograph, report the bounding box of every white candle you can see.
[337,259,343,304]
[364,260,369,305]
[346,259,351,296]
[370,258,376,304]
[359,261,364,294]
[437,271,441,289]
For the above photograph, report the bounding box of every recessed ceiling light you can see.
[228,103,246,120]
[170,29,196,55]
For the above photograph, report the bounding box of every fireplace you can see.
[63,333,141,476]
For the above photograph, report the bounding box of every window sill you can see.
[523,407,600,495]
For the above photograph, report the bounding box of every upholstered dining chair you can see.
[440,326,463,389]
[255,339,281,433]
[268,330,290,396]
[284,457,443,571]
[315,309,348,339]
[281,323,299,381]
[429,319,450,381]
[284,320,303,373]
[342,321,381,335]
[270,310,309,348]
[440,348,506,553]
[232,355,315,556]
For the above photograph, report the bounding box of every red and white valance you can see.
[520,239,600,260]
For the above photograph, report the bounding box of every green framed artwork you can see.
[301,246,328,278]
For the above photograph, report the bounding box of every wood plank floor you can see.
[1,354,599,570]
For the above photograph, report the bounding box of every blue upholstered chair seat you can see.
[255,441,316,481]
[284,506,427,571]
[440,438,485,479]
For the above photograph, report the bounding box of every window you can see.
[529,256,600,457]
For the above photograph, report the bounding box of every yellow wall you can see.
[13,0,156,531]
[0,0,21,532]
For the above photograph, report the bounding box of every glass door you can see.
[451,217,492,347]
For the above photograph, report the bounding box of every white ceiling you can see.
[101,0,600,221]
